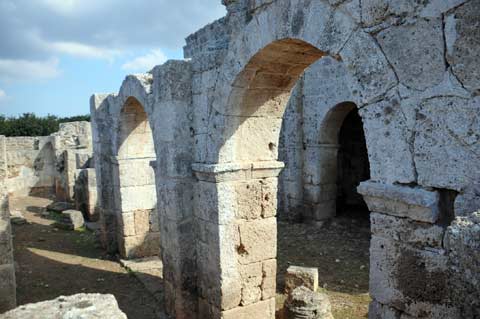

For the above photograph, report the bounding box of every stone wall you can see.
[4,122,94,205]
[91,0,480,318]
[5,136,55,197]
[0,136,16,312]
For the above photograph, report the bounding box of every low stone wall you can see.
[5,136,55,197]
[3,122,97,219]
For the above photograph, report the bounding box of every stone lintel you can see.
[192,161,285,182]
[357,181,440,223]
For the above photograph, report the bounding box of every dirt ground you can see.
[276,213,371,318]
[10,196,164,319]
[10,196,370,319]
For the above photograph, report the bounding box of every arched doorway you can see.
[192,36,377,318]
[113,97,159,259]
[277,93,371,316]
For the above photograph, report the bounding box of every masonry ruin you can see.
[1,0,479,318]
[87,0,480,318]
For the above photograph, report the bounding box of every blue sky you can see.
[0,0,225,117]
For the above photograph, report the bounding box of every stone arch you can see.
[193,37,383,318]
[303,101,371,221]
[191,1,397,316]
[112,96,159,259]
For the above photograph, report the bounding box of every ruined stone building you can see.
[88,0,480,318]
[0,122,96,314]
[1,0,479,318]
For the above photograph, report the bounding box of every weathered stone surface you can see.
[88,0,480,317]
[444,212,480,318]
[371,213,445,248]
[58,209,85,230]
[445,0,480,93]
[284,266,319,294]
[413,96,480,191]
[359,92,416,184]
[358,181,440,223]
[285,286,333,319]
[376,18,445,91]
[0,294,127,319]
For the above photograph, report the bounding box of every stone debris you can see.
[54,210,85,230]
[0,294,127,319]
[285,266,319,294]
[285,286,333,319]
[9,211,26,225]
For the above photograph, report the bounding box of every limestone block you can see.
[371,213,445,248]
[239,262,263,306]
[445,1,480,93]
[285,266,319,294]
[261,259,276,301]
[221,298,276,319]
[420,0,468,18]
[370,235,454,317]
[0,294,126,319]
[303,146,338,186]
[118,185,156,212]
[376,18,445,91]
[237,217,276,265]
[444,212,480,316]
[340,30,397,105]
[285,286,333,319]
[358,181,440,223]
[134,209,152,235]
[301,1,356,54]
[58,210,85,230]
[413,96,480,191]
[121,231,160,259]
[359,92,416,184]
[157,179,194,222]
[115,158,155,187]
[454,185,480,217]
[117,212,135,237]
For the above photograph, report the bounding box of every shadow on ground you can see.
[11,196,165,319]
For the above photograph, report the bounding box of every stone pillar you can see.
[358,180,461,318]
[111,156,159,259]
[303,144,339,221]
[193,161,283,319]
[155,173,198,318]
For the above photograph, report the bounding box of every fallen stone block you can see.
[54,210,85,230]
[285,286,333,319]
[9,211,26,225]
[0,293,127,319]
[285,265,319,293]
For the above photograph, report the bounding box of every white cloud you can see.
[0,58,61,82]
[50,41,121,61]
[121,49,168,72]
[0,89,7,101]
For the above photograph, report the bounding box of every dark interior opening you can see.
[336,108,370,219]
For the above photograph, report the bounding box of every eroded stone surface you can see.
[0,294,127,319]
[88,0,480,318]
